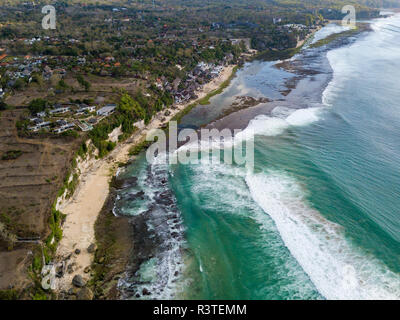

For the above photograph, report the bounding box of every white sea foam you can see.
[246,171,400,300]
[323,13,400,108]
[238,115,289,137]
[173,101,325,164]
[237,107,323,139]
[270,106,295,118]
[188,160,322,298]
[286,108,323,126]
[173,106,323,164]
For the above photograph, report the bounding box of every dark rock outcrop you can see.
[72,275,86,288]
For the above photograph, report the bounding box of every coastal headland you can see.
[54,22,370,299]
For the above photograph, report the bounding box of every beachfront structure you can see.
[28,121,51,132]
[49,106,70,115]
[30,118,44,125]
[76,105,96,114]
[97,104,116,116]
[76,120,93,132]
[54,122,75,134]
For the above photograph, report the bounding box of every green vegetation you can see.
[118,93,146,120]
[88,91,162,158]
[56,79,69,93]
[128,139,153,156]
[28,250,54,300]
[28,98,48,115]
[88,123,118,158]
[1,150,23,160]
[31,252,42,273]
[0,101,9,111]
[0,289,19,300]
[254,45,304,61]
[32,292,48,300]
[76,75,91,92]
[60,129,79,138]
[77,141,88,159]
[45,205,65,253]
[309,26,361,48]
[58,168,80,200]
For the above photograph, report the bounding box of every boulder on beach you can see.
[87,243,96,254]
[142,288,151,296]
[72,275,86,288]
[56,263,64,278]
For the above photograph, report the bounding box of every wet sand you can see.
[206,28,365,132]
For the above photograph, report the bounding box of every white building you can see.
[49,107,70,115]
[97,104,116,117]
[28,121,51,132]
[77,120,93,132]
[76,105,96,114]
[54,122,75,134]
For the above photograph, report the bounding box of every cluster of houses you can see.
[27,103,117,134]
[172,62,225,104]
[1,55,44,85]
[0,50,73,89]
[1,60,68,90]
[281,24,310,32]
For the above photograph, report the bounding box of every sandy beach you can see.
[296,26,322,48]
[54,64,237,293]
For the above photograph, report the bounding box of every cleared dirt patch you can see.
[0,109,79,291]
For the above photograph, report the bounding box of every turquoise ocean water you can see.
[117,14,400,300]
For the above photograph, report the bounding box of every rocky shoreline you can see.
[102,155,187,300]
[66,26,371,300]
[50,64,241,300]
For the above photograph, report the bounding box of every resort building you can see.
[49,106,70,115]
[97,104,116,117]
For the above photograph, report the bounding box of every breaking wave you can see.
[246,171,400,300]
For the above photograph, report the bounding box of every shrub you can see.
[28,98,48,115]
[1,150,23,160]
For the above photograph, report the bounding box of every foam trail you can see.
[286,108,322,126]
[235,107,323,141]
[175,106,323,158]
[246,171,400,300]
